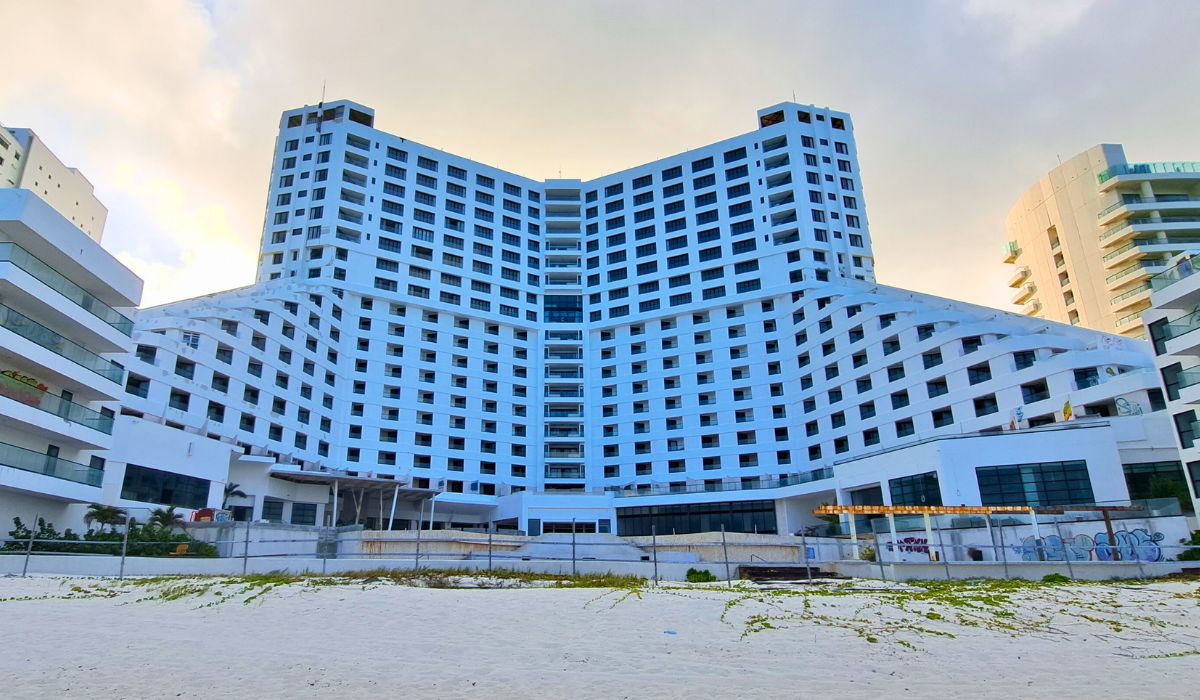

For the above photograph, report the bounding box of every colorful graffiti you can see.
[1013,529,1165,563]
[884,537,929,554]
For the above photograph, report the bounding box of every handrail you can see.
[1098,161,1200,183]
[0,242,133,335]
[611,468,834,498]
[1100,217,1200,242]
[0,439,103,486]
[0,303,124,382]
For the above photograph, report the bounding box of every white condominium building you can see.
[1003,145,1200,339]
[0,186,140,527]
[1141,258,1200,515]
[0,125,108,240]
[118,101,1181,536]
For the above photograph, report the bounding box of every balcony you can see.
[1006,266,1031,288]
[1100,217,1200,244]
[1163,311,1200,345]
[1150,257,1200,292]
[1114,310,1146,329]
[0,440,103,487]
[545,386,583,398]
[610,468,833,498]
[545,243,581,252]
[545,424,584,438]
[544,446,584,459]
[1001,241,1021,263]
[1098,161,1200,185]
[1012,282,1036,304]
[1105,260,1166,290]
[1109,282,1153,311]
[0,371,113,434]
[545,349,582,360]
[545,465,585,479]
[1023,298,1042,315]
[0,303,123,383]
[544,406,584,418]
[0,243,134,336]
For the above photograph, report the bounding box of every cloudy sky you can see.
[4,0,1199,309]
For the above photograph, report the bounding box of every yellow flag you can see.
[1062,400,1073,421]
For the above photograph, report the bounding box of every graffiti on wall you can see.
[884,537,929,554]
[1013,529,1165,563]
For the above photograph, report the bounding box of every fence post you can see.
[1051,516,1075,581]
[721,524,732,587]
[996,521,1010,580]
[414,519,422,572]
[801,531,812,584]
[21,512,38,578]
[119,514,131,580]
[933,517,951,581]
[242,521,251,576]
[571,518,577,577]
[651,524,659,584]
[487,528,493,573]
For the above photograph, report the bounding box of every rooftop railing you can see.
[0,242,133,335]
[1098,161,1200,184]
[0,303,124,383]
[0,440,103,487]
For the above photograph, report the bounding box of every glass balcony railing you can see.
[1114,310,1146,328]
[1163,312,1200,342]
[1105,260,1161,285]
[1098,161,1200,184]
[1100,217,1200,242]
[0,242,133,336]
[0,303,124,383]
[1096,196,1200,219]
[610,468,834,498]
[0,372,113,433]
[1110,282,1152,306]
[0,440,103,487]
[1178,366,1200,391]
[1150,256,1200,291]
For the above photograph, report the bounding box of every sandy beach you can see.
[1,574,1198,698]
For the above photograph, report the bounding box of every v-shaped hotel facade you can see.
[1,100,1190,536]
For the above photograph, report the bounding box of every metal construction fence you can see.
[1,510,1197,583]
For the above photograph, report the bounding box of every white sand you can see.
[1,575,1199,698]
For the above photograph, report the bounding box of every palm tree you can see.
[222,482,248,509]
[148,506,184,534]
[83,503,127,533]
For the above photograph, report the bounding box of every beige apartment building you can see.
[1003,144,1200,339]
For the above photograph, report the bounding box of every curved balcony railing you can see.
[0,440,103,487]
[1100,217,1200,243]
[0,303,124,383]
[0,242,133,335]
[1098,161,1200,184]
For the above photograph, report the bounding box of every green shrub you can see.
[2,517,217,557]
[1041,573,1071,585]
[1178,531,1200,561]
[686,567,718,583]
[859,545,877,562]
